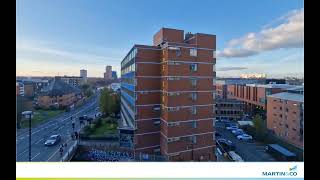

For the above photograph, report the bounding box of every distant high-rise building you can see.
[80,69,87,83]
[104,66,112,80]
[112,71,117,80]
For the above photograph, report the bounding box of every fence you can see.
[61,140,78,162]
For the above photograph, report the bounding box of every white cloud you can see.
[218,8,304,58]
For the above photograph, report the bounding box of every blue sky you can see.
[16,0,304,78]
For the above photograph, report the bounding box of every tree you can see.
[16,96,28,129]
[112,93,120,115]
[252,114,267,140]
[99,89,113,116]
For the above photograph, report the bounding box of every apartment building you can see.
[104,66,113,80]
[37,77,82,109]
[80,69,88,83]
[119,28,216,161]
[267,87,304,149]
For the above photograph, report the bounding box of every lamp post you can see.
[22,111,33,162]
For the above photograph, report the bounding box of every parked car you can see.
[225,122,237,127]
[216,138,236,151]
[237,134,253,140]
[232,129,244,135]
[226,126,238,130]
[44,134,61,146]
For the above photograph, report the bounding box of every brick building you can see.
[120,28,216,161]
[37,77,82,109]
[267,87,304,149]
[215,98,244,121]
[227,84,296,113]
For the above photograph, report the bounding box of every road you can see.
[216,121,275,162]
[16,93,100,162]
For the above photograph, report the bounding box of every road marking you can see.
[32,130,41,135]
[47,147,60,161]
[17,149,28,158]
[31,152,41,160]
[35,138,44,145]
[46,138,74,162]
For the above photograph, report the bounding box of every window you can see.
[280,107,282,110]
[168,122,180,127]
[168,107,179,112]
[292,128,297,131]
[191,78,197,87]
[191,136,197,144]
[190,64,198,72]
[153,105,161,111]
[286,108,289,112]
[176,48,181,56]
[273,107,277,109]
[191,92,197,101]
[191,106,197,115]
[168,137,180,142]
[190,48,197,57]
[153,119,160,126]
[191,121,197,128]
[279,114,282,118]
[213,50,216,58]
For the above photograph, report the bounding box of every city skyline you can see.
[16,0,304,78]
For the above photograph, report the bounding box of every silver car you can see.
[44,135,61,146]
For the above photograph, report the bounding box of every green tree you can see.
[252,114,267,140]
[112,93,120,115]
[99,89,113,116]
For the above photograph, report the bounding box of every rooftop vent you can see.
[185,32,193,41]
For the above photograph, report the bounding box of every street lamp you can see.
[22,111,33,162]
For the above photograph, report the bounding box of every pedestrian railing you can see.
[61,140,78,162]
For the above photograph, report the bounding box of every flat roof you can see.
[268,92,304,102]
[246,84,296,89]
[268,144,296,157]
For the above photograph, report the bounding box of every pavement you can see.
[216,121,275,162]
[16,93,100,162]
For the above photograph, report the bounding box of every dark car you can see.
[79,115,88,120]
[216,138,236,151]
[44,135,61,146]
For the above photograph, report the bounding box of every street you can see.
[16,93,100,162]
[216,121,275,162]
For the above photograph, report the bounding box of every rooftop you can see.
[268,92,304,102]
[40,78,81,96]
[246,84,296,89]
